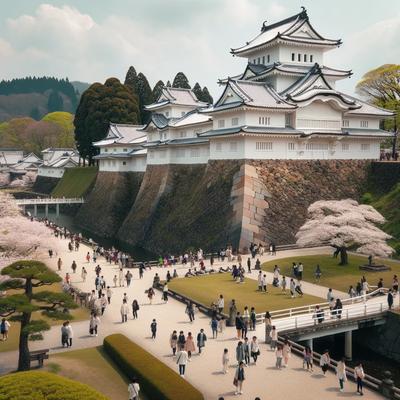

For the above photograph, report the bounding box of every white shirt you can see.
[176,350,188,365]
[66,325,73,338]
[218,298,224,308]
[120,303,129,315]
[128,383,140,399]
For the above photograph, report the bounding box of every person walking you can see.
[120,299,129,323]
[132,299,139,319]
[125,271,133,287]
[320,349,330,375]
[185,332,196,359]
[303,346,313,371]
[336,357,347,392]
[388,289,394,310]
[57,258,62,271]
[176,348,188,378]
[275,344,283,369]
[354,362,365,396]
[100,294,107,315]
[234,361,246,395]
[0,318,10,341]
[65,321,73,347]
[261,274,267,292]
[235,341,245,365]
[265,311,272,344]
[235,312,243,339]
[247,258,251,273]
[71,261,77,274]
[243,337,251,365]
[197,329,207,354]
[211,317,218,338]
[151,319,157,339]
[170,330,178,356]
[270,326,278,350]
[250,336,260,365]
[250,307,256,331]
[315,264,322,282]
[112,274,117,287]
[147,287,155,304]
[81,267,87,282]
[118,268,124,287]
[106,286,112,304]
[282,339,291,367]
[61,322,69,347]
[128,378,140,400]
[290,278,296,298]
[257,271,263,291]
[178,330,186,350]
[222,348,229,374]
[242,307,250,338]
[217,294,224,313]
[89,312,100,337]
[186,302,195,322]
[163,283,169,302]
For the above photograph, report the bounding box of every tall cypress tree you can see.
[172,72,191,89]
[192,82,203,100]
[136,73,153,123]
[47,90,64,112]
[166,80,172,88]
[124,66,138,93]
[201,86,213,104]
[152,80,165,102]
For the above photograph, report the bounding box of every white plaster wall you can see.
[279,45,324,64]
[296,100,342,130]
[38,166,66,178]
[170,122,213,140]
[343,116,380,130]
[98,156,147,172]
[275,75,298,93]
[147,144,209,165]
[155,104,195,119]
[244,110,286,127]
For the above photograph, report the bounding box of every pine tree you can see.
[136,73,153,123]
[172,72,191,89]
[124,66,138,93]
[166,80,172,87]
[152,80,165,102]
[47,90,64,112]
[201,86,213,104]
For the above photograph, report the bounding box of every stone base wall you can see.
[117,161,241,253]
[75,171,144,238]
[32,175,60,194]
[238,159,371,247]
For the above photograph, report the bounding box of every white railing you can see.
[296,119,341,130]
[15,197,85,205]
[256,287,387,324]
[274,298,388,333]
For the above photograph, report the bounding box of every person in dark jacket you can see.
[197,329,207,354]
[235,312,244,339]
[388,289,394,309]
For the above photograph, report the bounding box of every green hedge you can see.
[0,371,109,400]
[103,334,204,400]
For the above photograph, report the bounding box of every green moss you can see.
[0,371,109,399]
[52,167,97,198]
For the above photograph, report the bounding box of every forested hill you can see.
[0,77,90,122]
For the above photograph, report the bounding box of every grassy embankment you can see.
[262,254,400,292]
[168,273,322,313]
[51,166,97,198]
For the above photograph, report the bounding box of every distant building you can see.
[38,148,79,178]
[9,153,42,177]
[0,148,24,167]
[93,123,147,172]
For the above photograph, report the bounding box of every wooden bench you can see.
[29,349,49,368]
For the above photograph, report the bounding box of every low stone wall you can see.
[75,171,144,238]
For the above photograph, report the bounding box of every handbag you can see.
[233,378,238,386]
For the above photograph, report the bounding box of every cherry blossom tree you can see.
[0,172,10,187]
[0,192,56,267]
[295,199,393,265]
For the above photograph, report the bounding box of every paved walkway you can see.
[2,238,386,399]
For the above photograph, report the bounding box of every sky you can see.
[1,0,400,99]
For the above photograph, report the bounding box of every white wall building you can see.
[93,123,147,172]
[38,148,79,178]
[0,148,24,167]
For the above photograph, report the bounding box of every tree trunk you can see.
[339,247,348,265]
[18,312,31,371]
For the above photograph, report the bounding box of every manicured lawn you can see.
[52,166,97,198]
[168,273,322,314]
[0,283,89,353]
[262,254,400,292]
[48,347,148,400]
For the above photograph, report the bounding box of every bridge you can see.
[256,288,397,360]
[16,197,85,217]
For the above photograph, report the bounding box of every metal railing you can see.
[16,197,85,205]
[256,287,388,324]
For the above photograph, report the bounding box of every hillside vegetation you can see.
[52,167,97,198]
[0,112,75,154]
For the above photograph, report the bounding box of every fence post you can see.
[379,371,395,399]
[364,304,367,316]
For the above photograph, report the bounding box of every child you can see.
[275,344,283,369]
[222,348,229,374]
[151,319,157,339]
[270,326,278,350]
[218,316,225,333]
[281,276,287,293]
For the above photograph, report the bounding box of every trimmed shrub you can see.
[103,334,204,400]
[0,370,109,400]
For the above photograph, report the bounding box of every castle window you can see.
[267,54,270,63]
[342,119,349,128]
[304,54,307,62]
[253,59,256,64]
[298,54,301,62]
[165,111,169,117]
[259,116,271,125]
[257,57,261,64]
[305,143,329,150]
[215,142,222,152]
[342,143,349,151]
[256,142,273,151]
[180,131,187,138]
[104,148,108,152]
[292,53,295,61]
[113,148,116,152]
[361,143,370,151]
[218,120,225,128]
[190,148,200,157]
[262,56,265,64]
[123,148,128,152]
[360,120,369,128]
[230,142,237,152]
[310,55,313,62]
[232,117,239,126]
[288,142,295,151]
[285,114,292,127]
[122,161,127,165]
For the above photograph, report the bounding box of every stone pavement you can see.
[1,238,386,399]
